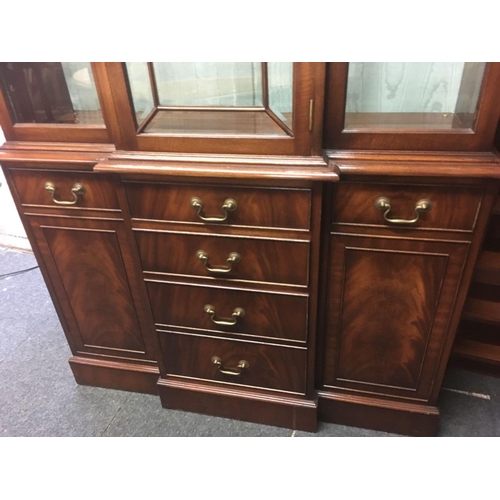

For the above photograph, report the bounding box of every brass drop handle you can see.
[190,196,237,222]
[375,197,432,225]
[211,356,249,376]
[196,250,241,274]
[45,182,85,206]
[204,304,245,326]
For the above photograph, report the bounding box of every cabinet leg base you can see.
[69,356,160,395]
[318,391,440,436]
[158,378,318,432]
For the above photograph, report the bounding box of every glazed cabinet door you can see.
[321,233,470,402]
[0,62,113,143]
[104,62,325,155]
[25,215,158,366]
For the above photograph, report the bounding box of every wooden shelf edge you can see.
[463,297,500,325]
[473,250,500,285]
[452,339,500,365]
[95,158,340,181]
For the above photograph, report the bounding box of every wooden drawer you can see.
[332,182,484,232]
[159,332,307,394]
[124,181,311,230]
[9,169,120,211]
[136,231,309,286]
[147,281,308,342]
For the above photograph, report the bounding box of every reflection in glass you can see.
[153,62,263,107]
[0,62,103,124]
[125,62,155,126]
[124,62,294,136]
[268,62,293,130]
[345,62,486,130]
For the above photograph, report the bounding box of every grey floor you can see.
[1,247,499,437]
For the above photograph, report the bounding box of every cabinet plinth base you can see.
[69,356,159,395]
[318,391,440,437]
[158,378,318,432]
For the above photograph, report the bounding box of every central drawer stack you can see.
[123,177,323,431]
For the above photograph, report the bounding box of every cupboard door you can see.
[0,62,112,143]
[323,62,500,151]
[27,215,157,364]
[322,233,469,402]
[104,62,325,155]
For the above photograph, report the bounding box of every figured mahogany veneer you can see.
[146,280,308,343]
[9,168,121,211]
[124,181,312,231]
[134,230,310,287]
[322,234,469,401]
[25,214,159,365]
[332,182,484,232]
[2,62,500,436]
[159,331,308,394]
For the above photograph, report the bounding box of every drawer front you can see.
[159,332,307,394]
[9,169,120,210]
[136,231,309,286]
[333,182,484,232]
[147,281,308,342]
[125,182,311,230]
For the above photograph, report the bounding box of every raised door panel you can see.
[322,234,469,401]
[27,216,157,363]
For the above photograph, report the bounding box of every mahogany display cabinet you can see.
[1,62,499,436]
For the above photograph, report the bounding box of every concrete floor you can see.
[1,246,499,437]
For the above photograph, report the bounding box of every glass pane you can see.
[268,62,293,130]
[153,62,263,106]
[125,62,155,126]
[124,62,295,136]
[345,62,486,130]
[0,62,103,124]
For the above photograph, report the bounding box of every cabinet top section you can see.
[1,62,500,155]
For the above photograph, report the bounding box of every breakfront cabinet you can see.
[1,62,500,436]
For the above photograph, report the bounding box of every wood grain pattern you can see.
[25,214,159,364]
[159,378,317,431]
[159,331,307,394]
[318,390,439,437]
[42,226,146,352]
[332,182,483,232]
[95,157,338,182]
[134,230,310,286]
[146,281,308,342]
[124,181,311,230]
[9,169,120,210]
[145,109,288,136]
[322,233,469,401]
[69,356,159,395]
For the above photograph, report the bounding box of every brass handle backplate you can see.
[45,182,85,206]
[196,250,241,274]
[211,356,249,376]
[190,196,237,222]
[204,304,245,326]
[375,196,432,225]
